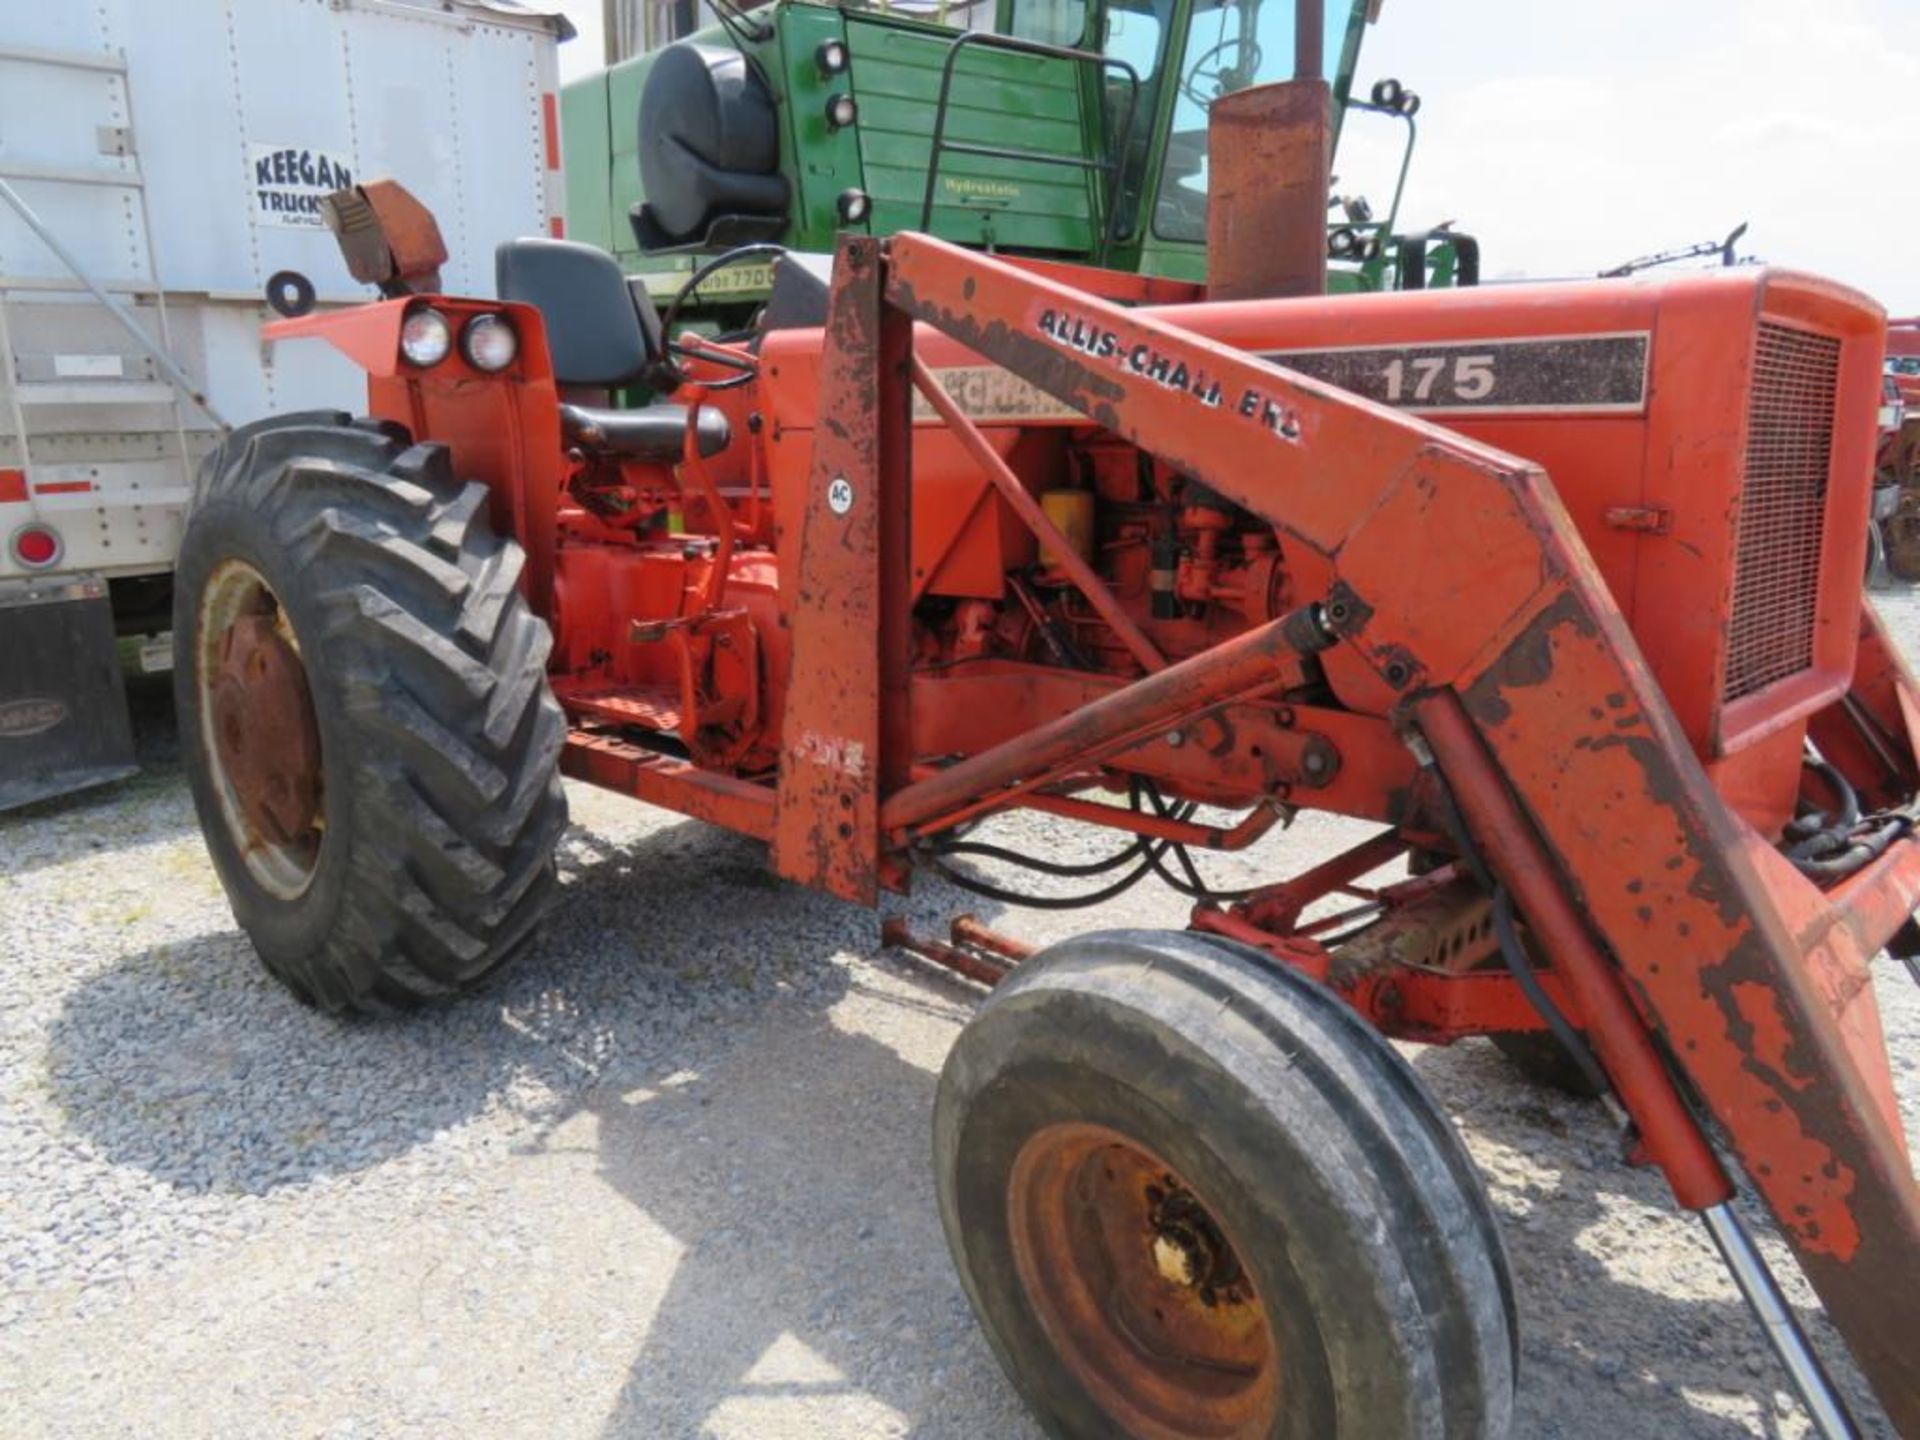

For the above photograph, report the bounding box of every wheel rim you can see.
[1007,1123,1278,1440]
[197,559,325,898]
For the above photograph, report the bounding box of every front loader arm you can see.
[859,233,1920,1427]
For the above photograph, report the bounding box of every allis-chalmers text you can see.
[1034,308,1302,441]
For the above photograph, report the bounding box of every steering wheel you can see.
[1179,36,1262,106]
[652,242,790,392]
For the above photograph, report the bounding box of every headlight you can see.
[825,93,858,130]
[816,39,848,75]
[461,313,518,372]
[399,306,452,367]
[837,188,871,224]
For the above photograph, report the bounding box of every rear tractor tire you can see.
[173,413,569,1014]
[934,930,1517,1440]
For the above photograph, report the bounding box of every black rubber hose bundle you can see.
[1784,755,1918,882]
[921,780,1263,909]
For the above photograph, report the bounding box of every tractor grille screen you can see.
[1723,322,1841,704]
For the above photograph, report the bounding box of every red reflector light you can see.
[11,524,60,568]
[542,92,561,170]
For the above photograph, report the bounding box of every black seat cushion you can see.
[561,403,730,462]
[496,238,664,388]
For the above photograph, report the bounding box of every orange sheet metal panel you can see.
[274,296,568,620]
[1153,270,1880,771]
[763,264,1885,830]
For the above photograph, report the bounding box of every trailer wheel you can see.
[934,930,1516,1440]
[173,413,568,1014]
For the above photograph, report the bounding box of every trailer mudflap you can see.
[0,575,136,811]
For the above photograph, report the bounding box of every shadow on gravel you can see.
[43,921,519,1193]
[582,989,994,1440]
[41,806,999,1203]
[1410,1043,1894,1439]
[45,796,1019,1434]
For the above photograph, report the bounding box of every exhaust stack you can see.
[1205,0,1329,302]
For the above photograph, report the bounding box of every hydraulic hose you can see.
[1784,754,1918,882]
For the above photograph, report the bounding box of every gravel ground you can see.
[2,594,1918,1440]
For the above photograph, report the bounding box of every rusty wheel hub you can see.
[198,562,324,897]
[211,612,321,845]
[1007,1124,1277,1439]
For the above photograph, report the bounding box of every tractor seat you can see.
[559,402,731,461]
[495,237,734,465]
[497,236,662,386]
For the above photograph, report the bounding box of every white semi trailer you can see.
[0,0,571,808]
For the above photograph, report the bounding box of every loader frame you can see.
[764,234,1920,1428]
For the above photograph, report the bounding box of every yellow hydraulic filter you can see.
[1040,488,1095,568]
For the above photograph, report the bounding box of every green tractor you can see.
[561,0,1474,316]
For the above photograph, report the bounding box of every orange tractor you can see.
[175,62,1917,1440]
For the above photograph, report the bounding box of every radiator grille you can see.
[1723,322,1841,704]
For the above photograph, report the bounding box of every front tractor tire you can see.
[174,413,569,1014]
[935,931,1517,1440]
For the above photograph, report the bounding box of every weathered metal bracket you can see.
[771,238,913,903]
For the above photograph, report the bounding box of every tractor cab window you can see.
[1097,0,1174,236]
[1100,0,1168,78]
[1007,0,1090,46]
[1004,0,1168,238]
[1152,0,1356,241]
